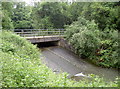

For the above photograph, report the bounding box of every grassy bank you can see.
[0,31,118,87]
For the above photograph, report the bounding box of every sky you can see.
[23,0,41,5]
[23,0,73,5]
[23,0,37,5]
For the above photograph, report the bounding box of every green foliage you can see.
[96,29,119,68]
[1,2,14,30]
[14,20,32,29]
[1,2,13,17]
[31,2,71,29]
[1,31,118,87]
[1,31,39,59]
[81,2,120,30]
[65,17,100,58]
[69,2,85,21]
[64,2,119,68]
[12,2,33,29]
[32,16,53,29]
[2,10,14,30]
[65,17,119,68]
[2,2,119,30]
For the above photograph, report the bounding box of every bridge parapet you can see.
[14,29,65,37]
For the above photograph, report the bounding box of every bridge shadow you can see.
[33,41,59,48]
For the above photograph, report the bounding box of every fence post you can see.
[34,29,36,38]
[47,29,48,36]
[22,29,24,37]
[59,29,61,37]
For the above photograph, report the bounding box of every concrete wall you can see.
[59,38,75,52]
[27,37,60,43]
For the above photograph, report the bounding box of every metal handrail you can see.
[14,29,65,37]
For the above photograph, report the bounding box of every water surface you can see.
[40,46,119,81]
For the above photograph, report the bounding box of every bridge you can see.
[14,29,65,43]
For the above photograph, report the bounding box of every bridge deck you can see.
[24,35,64,39]
[24,35,64,43]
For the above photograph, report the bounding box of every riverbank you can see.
[1,31,118,87]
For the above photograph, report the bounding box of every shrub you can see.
[65,16,119,68]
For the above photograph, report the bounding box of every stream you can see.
[40,46,119,81]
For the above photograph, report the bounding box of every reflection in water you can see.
[40,46,119,81]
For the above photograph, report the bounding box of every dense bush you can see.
[1,31,118,87]
[97,29,119,68]
[65,17,119,68]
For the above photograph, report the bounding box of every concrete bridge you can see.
[14,29,65,43]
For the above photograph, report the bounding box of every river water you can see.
[40,46,119,81]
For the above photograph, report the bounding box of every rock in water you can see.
[71,72,92,81]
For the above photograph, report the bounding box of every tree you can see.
[81,2,120,30]
[69,2,85,21]
[31,2,71,29]
[1,2,14,30]
[12,2,33,29]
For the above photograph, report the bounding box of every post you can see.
[59,29,61,37]
[33,29,36,37]
[22,29,24,37]
[31,29,32,37]
[47,29,48,36]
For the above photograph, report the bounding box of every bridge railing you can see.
[14,29,65,37]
